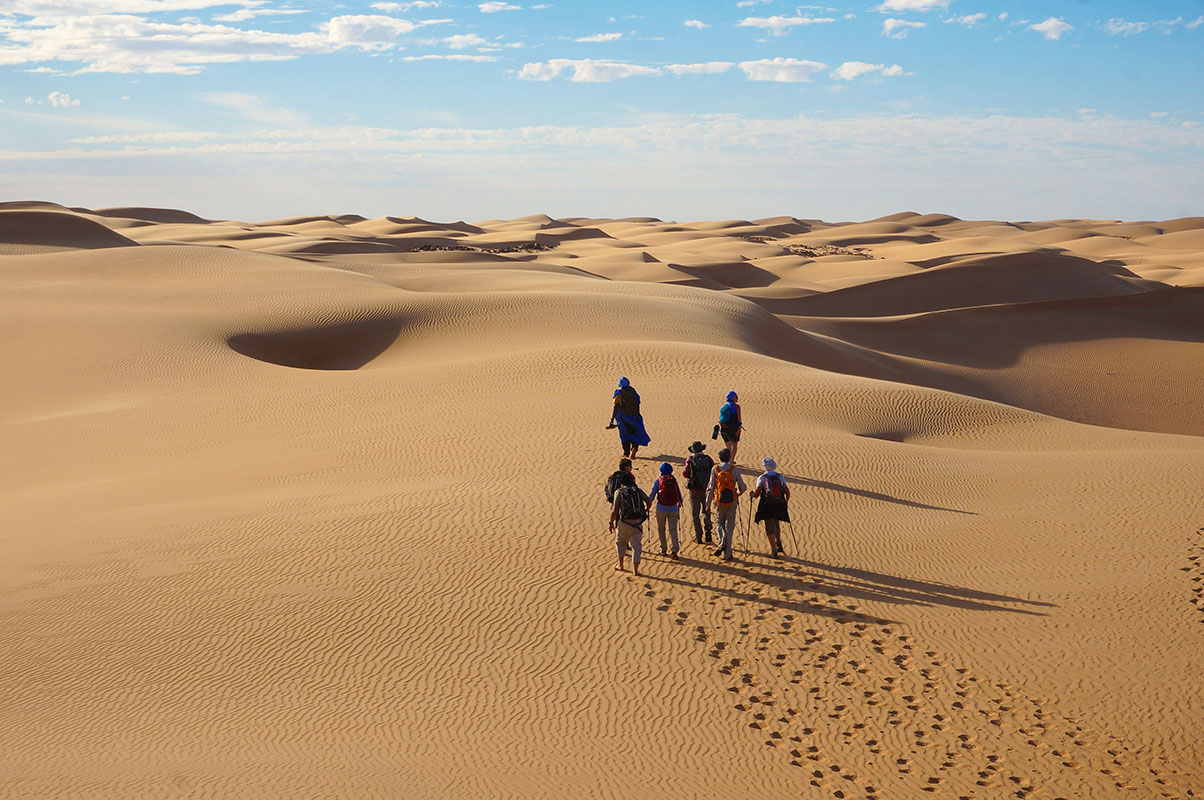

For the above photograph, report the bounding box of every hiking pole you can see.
[736,501,746,556]
[786,520,799,556]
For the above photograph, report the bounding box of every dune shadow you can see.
[644,454,975,515]
[228,316,404,370]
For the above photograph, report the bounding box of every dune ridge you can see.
[2,206,1202,799]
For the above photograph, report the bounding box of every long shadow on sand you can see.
[643,550,1053,622]
[643,453,975,515]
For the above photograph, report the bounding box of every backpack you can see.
[605,471,625,504]
[618,485,648,523]
[719,401,740,426]
[656,475,682,506]
[764,473,784,500]
[686,453,714,491]
[618,385,640,416]
[715,466,737,506]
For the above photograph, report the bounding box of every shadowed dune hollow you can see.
[3,202,1204,799]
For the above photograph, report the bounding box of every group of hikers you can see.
[605,377,792,576]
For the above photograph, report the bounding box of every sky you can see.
[1,0,1202,221]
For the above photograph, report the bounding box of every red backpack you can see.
[764,474,784,499]
[657,475,682,506]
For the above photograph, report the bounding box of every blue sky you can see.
[1,0,1201,221]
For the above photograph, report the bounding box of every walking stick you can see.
[743,498,752,555]
[786,520,799,556]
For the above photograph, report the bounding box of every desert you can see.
[2,202,1203,798]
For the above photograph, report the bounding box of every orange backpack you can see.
[715,466,737,506]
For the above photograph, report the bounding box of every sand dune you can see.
[3,207,1203,799]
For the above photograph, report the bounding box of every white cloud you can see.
[1030,17,1072,40]
[0,14,334,74]
[873,0,949,13]
[443,33,487,48]
[198,91,306,125]
[830,62,881,80]
[478,1,519,12]
[517,58,659,82]
[944,13,986,28]
[666,61,734,75]
[576,32,622,42]
[46,90,79,106]
[738,57,827,82]
[402,54,496,61]
[1187,16,1204,30]
[371,1,442,10]
[830,61,903,81]
[213,7,308,23]
[882,18,925,38]
[736,0,773,6]
[737,15,835,36]
[1103,19,1149,36]
[999,13,1007,21]
[683,19,708,29]
[323,15,438,50]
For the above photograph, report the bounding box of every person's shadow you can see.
[644,453,976,515]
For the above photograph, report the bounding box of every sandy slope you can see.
[2,204,1203,799]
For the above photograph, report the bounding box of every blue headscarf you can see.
[619,377,630,388]
[726,390,738,401]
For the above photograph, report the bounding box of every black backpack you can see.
[618,385,640,416]
[686,453,714,491]
[618,485,648,523]
[605,471,625,503]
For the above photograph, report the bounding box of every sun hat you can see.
[763,457,777,471]
[688,441,706,453]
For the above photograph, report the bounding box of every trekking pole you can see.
[743,499,752,555]
[786,520,799,556]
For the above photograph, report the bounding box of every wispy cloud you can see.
[517,59,659,82]
[198,91,306,126]
[576,32,622,42]
[737,15,835,36]
[46,90,80,106]
[212,7,308,23]
[873,0,949,13]
[738,57,827,82]
[371,1,442,10]
[666,61,734,76]
[683,19,708,29]
[443,33,487,49]
[1030,17,1072,41]
[882,18,925,38]
[478,1,519,12]
[1103,19,1149,36]
[944,13,986,28]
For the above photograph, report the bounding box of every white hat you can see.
[763,457,777,471]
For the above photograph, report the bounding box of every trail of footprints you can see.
[1185,528,1204,622]
[635,557,1198,799]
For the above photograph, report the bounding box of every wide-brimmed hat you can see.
[688,441,706,453]
[763,457,777,471]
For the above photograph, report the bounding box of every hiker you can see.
[605,457,634,505]
[750,457,791,558]
[607,376,651,459]
[716,391,743,461]
[682,441,715,544]
[646,462,683,559]
[706,447,746,561]
[609,472,649,575]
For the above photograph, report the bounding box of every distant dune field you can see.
[3,202,1203,799]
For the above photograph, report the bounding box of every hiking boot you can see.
[704,535,713,543]
[713,546,725,557]
[694,535,702,544]
[658,548,667,557]
[670,552,679,560]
